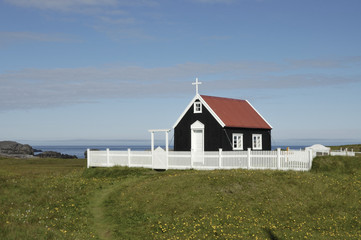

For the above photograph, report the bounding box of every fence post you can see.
[166,131,169,170]
[218,148,222,169]
[150,131,154,166]
[128,148,131,167]
[191,151,194,169]
[106,148,110,167]
[247,148,251,169]
[277,148,281,170]
[87,149,90,168]
[308,149,313,170]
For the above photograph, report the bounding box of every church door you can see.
[192,130,203,152]
[191,121,204,163]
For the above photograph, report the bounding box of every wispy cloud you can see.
[4,0,158,18]
[98,16,137,25]
[287,56,361,69]
[200,35,232,41]
[3,0,155,12]
[1,58,360,111]
[92,25,155,40]
[0,31,80,46]
[192,0,235,3]
[4,0,160,41]
[207,74,358,90]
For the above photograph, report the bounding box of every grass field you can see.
[1,155,361,239]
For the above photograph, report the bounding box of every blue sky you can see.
[1,0,361,146]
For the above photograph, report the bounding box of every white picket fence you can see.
[87,148,313,171]
[330,149,356,157]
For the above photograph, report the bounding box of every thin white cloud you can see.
[207,75,358,90]
[0,31,79,46]
[6,0,115,11]
[192,0,235,3]
[200,35,232,41]
[4,0,160,41]
[1,58,360,111]
[5,0,156,12]
[92,24,155,40]
[287,56,361,69]
[98,16,137,25]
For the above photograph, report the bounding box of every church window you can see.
[232,134,243,150]
[252,134,262,150]
[194,102,202,113]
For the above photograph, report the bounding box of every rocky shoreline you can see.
[0,141,78,159]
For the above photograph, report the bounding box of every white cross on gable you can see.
[192,77,202,95]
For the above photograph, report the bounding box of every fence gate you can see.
[149,129,171,170]
[153,147,167,169]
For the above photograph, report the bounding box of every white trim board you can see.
[173,94,226,129]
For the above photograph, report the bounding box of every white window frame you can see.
[232,134,243,150]
[252,134,262,150]
[194,102,202,113]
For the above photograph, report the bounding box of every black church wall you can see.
[174,100,272,151]
[222,128,271,151]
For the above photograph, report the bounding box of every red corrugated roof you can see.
[201,95,272,129]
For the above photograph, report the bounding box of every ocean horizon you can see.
[33,145,152,159]
[33,144,311,159]
[25,138,360,159]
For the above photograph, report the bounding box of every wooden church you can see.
[173,79,272,152]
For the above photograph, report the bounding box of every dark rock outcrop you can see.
[36,151,78,159]
[0,141,34,156]
[0,141,78,159]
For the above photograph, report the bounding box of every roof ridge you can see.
[200,95,245,101]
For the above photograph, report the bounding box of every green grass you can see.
[1,156,361,239]
[0,157,99,239]
[103,158,361,239]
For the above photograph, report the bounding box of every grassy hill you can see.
[1,156,361,239]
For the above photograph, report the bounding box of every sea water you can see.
[33,145,307,159]
[33,145,155,159]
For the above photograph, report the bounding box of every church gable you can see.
[173,94,224,129]
[173,97,223,151]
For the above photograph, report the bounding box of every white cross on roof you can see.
[192,77,202,95]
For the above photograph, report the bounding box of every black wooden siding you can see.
[222,127,271,151]
[174,101,272,151]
